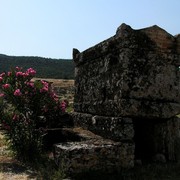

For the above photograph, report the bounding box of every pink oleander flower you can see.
[16,66,22,71]
[51,93,59,101]
[23,72,29,77]
[50,92,56,98]
[8,72,12,76]
[26,81,34,88]
[13,114,19,121]
[14,89,22,96]
[2,84,10,89]
[0,77,3,82]
[26,68,36,76]
[16,71,24,77]
[40,87,48,93]
[0,72,5,77]
[60,101,67,112]
[0,93,5,97]
[41,80,49,88]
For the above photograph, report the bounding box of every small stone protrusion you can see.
[73,48,80,60]
[175,34,180,54]
[153,153,166,163]
[116,23,132,37]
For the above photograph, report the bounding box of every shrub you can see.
[0,67,67,162]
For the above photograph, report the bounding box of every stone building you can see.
[72,23,180,166]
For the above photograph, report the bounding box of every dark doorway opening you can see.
[133,118,156,163]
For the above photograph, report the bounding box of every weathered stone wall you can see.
[53,24,179,174]
[175,34,180,60]
[73,23,180,119]
[71,23,180,167]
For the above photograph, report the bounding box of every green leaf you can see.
[34,80,43,90]
[176,114,180,118]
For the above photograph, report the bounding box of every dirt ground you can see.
[0,132,38,180]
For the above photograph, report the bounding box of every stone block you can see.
[73,23,180,118]
[54,140,134,174]
[71,112,134,141]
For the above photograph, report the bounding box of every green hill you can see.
[0,54,74,79]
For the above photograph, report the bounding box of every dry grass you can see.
[0,131,37,180]
[0,133,5,147]
[33,78,74,88]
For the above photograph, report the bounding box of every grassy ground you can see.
[0,131,66,180]
[0,131,37,179]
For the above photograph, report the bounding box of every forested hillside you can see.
[0,54,74,79]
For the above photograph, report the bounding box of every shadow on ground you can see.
[0,158,37,179]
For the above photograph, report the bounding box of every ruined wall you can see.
[73,23,180,119]
[72,24,180,164]
[53,24,180,174]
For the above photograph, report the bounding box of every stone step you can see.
[71,112,134,142]
[53,127,134,174]
[44,127,103,149]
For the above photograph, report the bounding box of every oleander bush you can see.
[0,67,67,162]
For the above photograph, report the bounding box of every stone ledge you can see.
[54,140,134,174]
[43,127,103,149]
[71,112,134,141]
